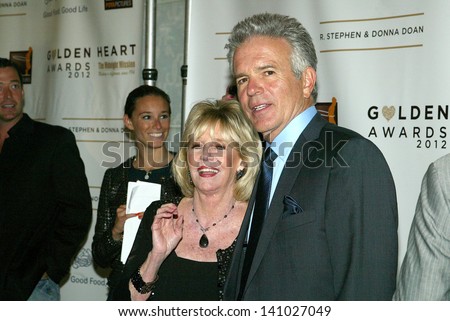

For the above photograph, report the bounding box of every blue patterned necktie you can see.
[238,147,277,299]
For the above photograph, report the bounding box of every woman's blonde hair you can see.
[172,99,262,201]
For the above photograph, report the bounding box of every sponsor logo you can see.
[71,248,107,287]
[72,248,92,269]
[105,0,132,10]
[367,104,448,149]
[45,44,137,79]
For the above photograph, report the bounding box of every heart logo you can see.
[382,106,395,121]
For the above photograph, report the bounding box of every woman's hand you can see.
[112,204,141,241]
[129,203,183,301]
[151,203,184,258]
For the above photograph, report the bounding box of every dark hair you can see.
[0,57,23,86]
[124,85,171,117]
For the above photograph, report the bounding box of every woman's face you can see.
[124,95,171,149]
[187,125,243,196]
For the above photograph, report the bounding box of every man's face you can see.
[233,36,315,142]
[0,67,24,126]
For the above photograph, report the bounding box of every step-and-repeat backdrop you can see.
[1,0,144,300]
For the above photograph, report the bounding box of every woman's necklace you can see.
[191,201,235,248]
[133,157,152,180]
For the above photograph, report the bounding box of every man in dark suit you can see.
[0,58,92,300]
[223,13,398,300]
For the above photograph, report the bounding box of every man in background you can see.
[394,153,450,300]
[0,58,92,300]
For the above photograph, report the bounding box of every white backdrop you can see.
[1,0,449,301]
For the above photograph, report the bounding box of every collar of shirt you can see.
[7,113,32,137]
[267,106,317,203]
[246,106,317,244]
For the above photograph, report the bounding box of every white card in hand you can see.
[121,181,161,263]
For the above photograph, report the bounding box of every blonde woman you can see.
[110,99,262,300]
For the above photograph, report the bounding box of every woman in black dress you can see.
[110,99,261,300]
[92,85,181,295]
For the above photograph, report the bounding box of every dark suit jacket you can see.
[0,114,92,300]
[223,113,398,300]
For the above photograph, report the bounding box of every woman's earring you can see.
[236,169,245,181]
[188,170,194,185]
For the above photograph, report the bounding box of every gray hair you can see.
[225,12,318,102]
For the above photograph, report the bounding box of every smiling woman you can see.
[109,99,262,301]
[92,85,182,296]
[174,100,261,201]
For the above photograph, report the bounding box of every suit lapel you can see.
[223,172,260,299]
[244,113,327,289]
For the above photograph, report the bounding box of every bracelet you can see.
[130,265,159,294]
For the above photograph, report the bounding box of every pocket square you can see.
[283,195,303,215]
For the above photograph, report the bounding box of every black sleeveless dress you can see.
[150,245,235,301]
[109,197,236,301]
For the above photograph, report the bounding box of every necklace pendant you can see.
[199,234,209,248]
[144,172,150,179]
